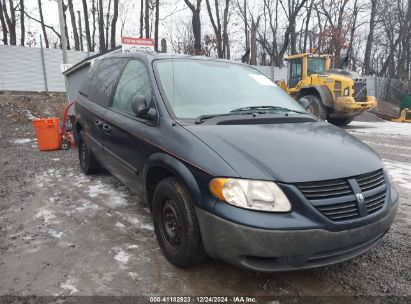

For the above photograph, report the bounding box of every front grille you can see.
[297,179,352,200]
[356,169,385,192]
[353,81,367,102]
[316,200,360,222]
[365,192,386,214]
[296,169,387,222]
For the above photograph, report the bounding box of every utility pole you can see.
[57,0,68,64]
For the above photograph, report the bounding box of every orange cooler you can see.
[33,118,60,151]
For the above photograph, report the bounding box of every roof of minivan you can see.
[64,49,248,76]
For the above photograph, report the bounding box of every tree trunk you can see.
[144,0,149,38]
[139,0,143,38]
[68,0,79,50]
[92,0,96,51]
[105,0,111,49]
[183,0,203,55]
[62,1,70,50]
[154,0,159,51]
[244,0,249,53]
[37,0,48,48]
[161,38,167,53]
[363,0,377,75]
[82,0,91,51]
[19,0,24,45]
[0,0,9,45]
[77,10,83,51]
[205,0,222,58]
[98,0,105,52]
[110,0,118,48]
[250,18,257,65]
[3,0,16,45]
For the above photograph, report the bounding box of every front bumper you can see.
[333,96,377,114]
[197,189,399,272]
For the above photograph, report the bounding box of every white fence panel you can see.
[0,45,92,92]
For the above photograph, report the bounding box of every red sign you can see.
[121,37,154,46]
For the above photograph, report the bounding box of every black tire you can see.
[302,94,328,120]
[78,130,101,174]
[152,177,206,267]
[328,117,354,126]
[60,139,71,150]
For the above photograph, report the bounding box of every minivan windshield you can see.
[154,59,305,119]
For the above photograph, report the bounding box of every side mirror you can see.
[131,95,149,117]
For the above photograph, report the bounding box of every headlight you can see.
[209,178,291,212]
[344,87,349,96]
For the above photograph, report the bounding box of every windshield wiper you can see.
[230,105,306,114]
[195,113,237,124]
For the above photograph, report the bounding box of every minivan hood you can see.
[184,121,382,183]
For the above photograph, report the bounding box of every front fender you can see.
[143,152,202,204]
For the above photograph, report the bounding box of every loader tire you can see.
[303,95,328,120]
[328,117,354,126]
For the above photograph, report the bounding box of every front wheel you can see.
[300,95,328,120]
[152,177,206,267]
[328,117,354,126]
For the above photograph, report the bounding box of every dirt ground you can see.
[0,95,410,301]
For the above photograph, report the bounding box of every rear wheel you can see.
[301,95,328,120]
[152,177,206,267]
[78,130,101,174]
[328,117,354,126]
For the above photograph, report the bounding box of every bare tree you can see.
[205,0,231,58]
[139,0,143,38]
[363,0,378,75]
[19,0,23,45]
[67,0,79,50]
[144,0,149,38]
[37,0,48,48]
[183,0,203,55]
[77,10,83,51]
[98,0,105,52]
[92,0,97,51]
[0,0,8,45]
[82,0,92,51]
[3,0,17,45]
[110,0,118,48]
[154,0,159,50]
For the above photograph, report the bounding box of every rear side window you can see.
[88,58,126,107]
[112,60,152,115]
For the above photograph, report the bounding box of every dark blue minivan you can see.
[75,53,399,272]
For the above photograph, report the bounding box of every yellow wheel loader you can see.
[276,53,378,126]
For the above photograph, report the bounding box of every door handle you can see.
[102,124,112,134]
[95,120,103,128]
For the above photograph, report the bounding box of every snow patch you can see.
[141,223,154,231]
[25,110,37,121]
[127,245,139,250]
[36,209,56,223]
[48,229,63,238]
[115,222,125,228]
[60,277,78,294]
[75,201,100,212]
[87,181,129,208]
[128,272,139,280]
[12,138,31,144]
[114,249,130,264]
[347,121,411,137]
[383,160,411,190]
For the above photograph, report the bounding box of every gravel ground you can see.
[0,96,410,301]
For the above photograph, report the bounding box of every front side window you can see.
[154,59,303,119]
[112,60,152,115]
[307,58,326,75]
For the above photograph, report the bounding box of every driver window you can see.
[288,58,302,88]
[112,60,152,115]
